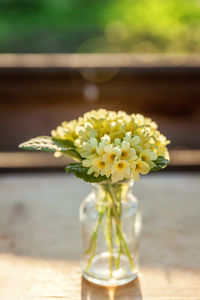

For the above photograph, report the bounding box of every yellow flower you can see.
[51,120,77,141]
[124,132,142,153]
[131,158,150,181]
[76,123,97,142]
[79,138,98,158]
[114,138,122,146]
[120,141,138,161]
[154,135,170,160]
[51,109,170,181]
[96,135,111,156]
[103,145,121,167]
[111,160,131,182]
[83,155,109,177]
[139,149,157,168]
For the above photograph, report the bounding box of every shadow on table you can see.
[81,276,142,300]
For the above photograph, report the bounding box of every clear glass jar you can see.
[80,180,142,286]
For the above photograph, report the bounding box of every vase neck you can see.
[92,180,134,203]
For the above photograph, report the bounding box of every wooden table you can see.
[0,173,199,299]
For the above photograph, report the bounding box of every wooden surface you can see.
[2,54,200,68]
[0,173,199,299]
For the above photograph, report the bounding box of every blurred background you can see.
[0,0,200,171]
[1,3,200,297]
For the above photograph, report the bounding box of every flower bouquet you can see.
[19,109,170,286]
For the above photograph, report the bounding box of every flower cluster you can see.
[52,109,170,182]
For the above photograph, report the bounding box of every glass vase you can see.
[80,180,142,286]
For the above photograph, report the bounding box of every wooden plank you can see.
[0,150,200,169]
[1,54,200,68]
[0,174,199,299]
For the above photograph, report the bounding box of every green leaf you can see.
[19,136,65,152]
[61,150,82,161]
[19,136,82,161]
[65,163,107,183]
[151,156,169,172]
[52,138,75,148]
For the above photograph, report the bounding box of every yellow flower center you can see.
[117,162,124,170]
[135,163,140,171]
[141,154,147,161]
[98,161,105,167]
[109,154,116,161]
[121,150,128,158]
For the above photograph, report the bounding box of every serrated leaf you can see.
[65,163,107,183]
[19,136,82,161]
[19,136,64,152]
[151,156,169,172]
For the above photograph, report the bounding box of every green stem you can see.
[85,236,97,273]
[113,186,123,269]
[116,241,123,269]
[107,184,134,271]
[84,209,104,255]
[85,205,106,272]
[116,224,134,270]
[106,206,113,278]
[116,198,123,269]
